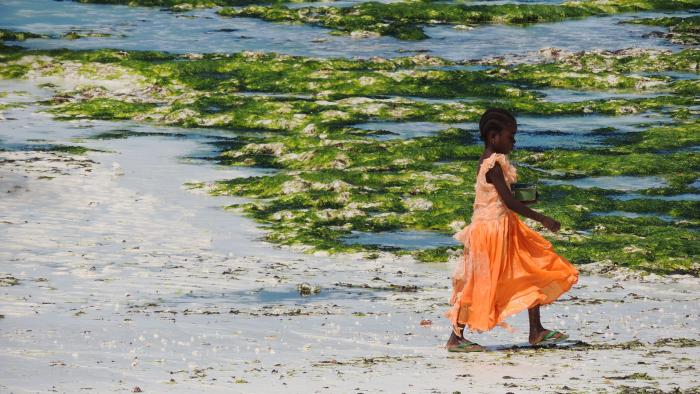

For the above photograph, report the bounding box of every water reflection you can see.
[541,175,669,191]
[342,229,456,249]
[352,112,673,148]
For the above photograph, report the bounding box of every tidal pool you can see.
[352,121,464,140]
[178,285,376,305]
[0,105,283,260]
[634,71,700,80]
[352,112,672,148]
[416,64,495,72]
[590,210,676,222]
[609,193,700,201]
[0,0,687,61]
[341,229,456,250]
[540,175,669,191]
[535,88,672,103]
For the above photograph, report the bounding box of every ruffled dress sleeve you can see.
[479,153,507,182]
[479,153,517,185]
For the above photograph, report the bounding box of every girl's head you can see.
[479,108,517,154]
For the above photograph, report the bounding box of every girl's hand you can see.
[541,216,561,233]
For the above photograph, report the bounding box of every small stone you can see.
[297,282,321,296]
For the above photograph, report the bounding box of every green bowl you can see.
[511,182,538,202]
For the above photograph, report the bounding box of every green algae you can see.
[551,219,698,275]
[625,15,700,45]
[494,49,700,90]
[519,150,700,187]
[62,31,114,40]
[603,120,700,152]
[0,63,30,79]
[44,145,101,154]
[219,0,700,40]
[3,45,697,275]
[5,46,695,107]
[0,29,45,42]
[616,385,700,394]
[87,129,185,139]
[48,98,157,120]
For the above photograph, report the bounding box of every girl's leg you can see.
[446,324,466,346]
[528,305,545,334]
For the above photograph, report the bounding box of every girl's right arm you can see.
[486,164,561,232]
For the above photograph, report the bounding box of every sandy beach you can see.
[1,100,698,393]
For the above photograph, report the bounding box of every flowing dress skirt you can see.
[446,210,579,333]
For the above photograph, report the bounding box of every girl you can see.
[445,108,579,352]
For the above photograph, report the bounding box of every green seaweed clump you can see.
[625,15,700,45]
[0,29,45,42]
[63,31,113,40]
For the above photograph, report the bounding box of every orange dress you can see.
[445,152,579,334]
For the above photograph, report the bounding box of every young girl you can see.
[445,108,579,352]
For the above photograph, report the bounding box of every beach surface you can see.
[1,103,698,393]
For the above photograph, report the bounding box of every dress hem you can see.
[447,271,578,334]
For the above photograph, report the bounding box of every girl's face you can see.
[490,125,516,154]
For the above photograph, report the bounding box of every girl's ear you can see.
[488,129,498,144]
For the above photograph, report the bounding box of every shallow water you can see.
[352,112,672,148]
[0,0,689,61]
[634,71,700,80]
[177,285,389,307]
[540,175,669,191]
[418,64,495,72]
[590,210,676,222]
[535,88,672,103]
[0,84,290,259]
[609,193,700,201]
[341,229,456,249]
[285,0,568,9]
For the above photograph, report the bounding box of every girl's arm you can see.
[486,164,546,223]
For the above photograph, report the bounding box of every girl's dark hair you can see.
[479,108,516,143]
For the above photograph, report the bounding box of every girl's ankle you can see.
[453,326,465,338]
